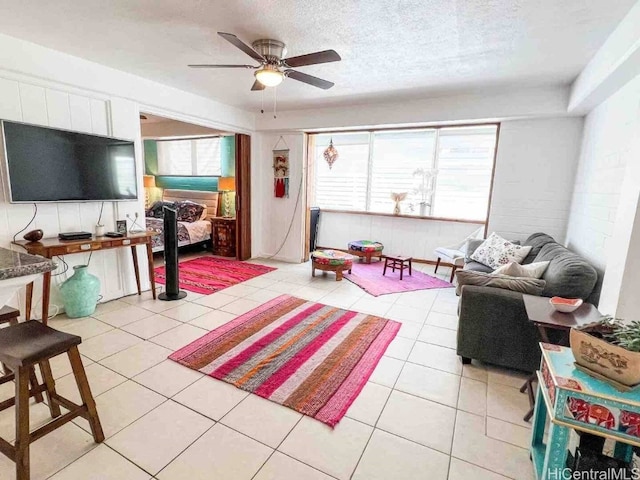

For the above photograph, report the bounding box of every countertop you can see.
[0,247,57,280]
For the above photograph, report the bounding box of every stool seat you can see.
[311,249,354,267]
[347,240,384,253]
[0,306,20,323]
[0,321,81,367]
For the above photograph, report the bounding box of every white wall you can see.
[565,75,640,315]
[565,76,640,270]
[0,33,258,317]
[317,212,481,261]
[254,132,307,263]
[488,117,584,243]
[256,86,570,131]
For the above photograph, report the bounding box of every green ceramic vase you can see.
[59,265,100,318]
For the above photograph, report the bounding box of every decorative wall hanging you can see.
[323,138,339,169]
[273,136,290,198]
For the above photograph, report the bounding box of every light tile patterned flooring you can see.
[0,257,536,480]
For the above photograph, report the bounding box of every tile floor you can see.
[0,257,536,480]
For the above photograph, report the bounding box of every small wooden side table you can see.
[531,344,638,479]
[521,295,604,421]
[211,217,236,258]
[383,255,412,280]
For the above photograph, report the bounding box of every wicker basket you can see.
[570,328,640,390]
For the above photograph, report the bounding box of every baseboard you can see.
[314,246,455,268]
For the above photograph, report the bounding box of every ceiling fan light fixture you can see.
[255,66,284,87]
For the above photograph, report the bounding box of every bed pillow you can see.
[455,270,546,296]
[176,201,206,223]
[146,201,176,219]
[493,261,550,279]
[470,233,532,269]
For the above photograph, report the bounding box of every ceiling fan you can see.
[189,32,341,91]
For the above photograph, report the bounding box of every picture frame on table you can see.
[116,220,127,235]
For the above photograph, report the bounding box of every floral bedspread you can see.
[146,217,191,252]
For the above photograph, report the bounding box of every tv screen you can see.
[2,121,138,202]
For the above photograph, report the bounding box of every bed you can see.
[145,189,219,253]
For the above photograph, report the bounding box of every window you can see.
[311,125,497,221]
[156,137,222,176]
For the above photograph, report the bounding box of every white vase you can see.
[419,203,428,216]
[394,202,401,215]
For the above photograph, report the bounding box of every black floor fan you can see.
[159,206,187,301]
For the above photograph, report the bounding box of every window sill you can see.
[321,209,486,225]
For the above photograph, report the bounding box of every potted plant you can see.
[571,317,640,390]
[412,168,437,216]
[390,192,408,215]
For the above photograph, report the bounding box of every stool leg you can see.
[408,260,412,276]
[383,258,388,276]
[29,367,44,403]
[68,346,104,443]
[39,360,62,418]
[15,367,30,480]
[434,257,441,273]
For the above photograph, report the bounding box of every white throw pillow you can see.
[493,261,550,279]
[470,233,532,269]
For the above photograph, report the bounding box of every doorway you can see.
[139,113,251,260]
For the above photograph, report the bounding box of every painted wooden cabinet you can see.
[211,217,236,257]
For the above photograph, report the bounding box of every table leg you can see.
[41,271,51,325]
[146,242,157,300]
[25,281,33,321]
[400,263,404,280]
[541,421,570,480]
[409,259,412,276]
[130,246,141,295]
[613,442,634,464]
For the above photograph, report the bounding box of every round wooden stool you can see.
[347,240,384,264]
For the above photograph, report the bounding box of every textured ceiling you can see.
[0,0,634,112]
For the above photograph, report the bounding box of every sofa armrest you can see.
[457,285,542,372]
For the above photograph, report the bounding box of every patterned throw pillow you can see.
[470,233,532,269]
[176,201,206,223]
[146,201,177,219]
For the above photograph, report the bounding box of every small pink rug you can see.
[155,257,276,294]
[345,261,453,296]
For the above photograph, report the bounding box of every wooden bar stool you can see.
[0,307,43,404]
[0,320,104,480]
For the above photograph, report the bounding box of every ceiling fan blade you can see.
[188,64,257,69]
[286,70,335,90]
[251,80,266,91]
[283,50,341,68]
[217,32,265,62]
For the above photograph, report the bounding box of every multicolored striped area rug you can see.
[154,257,276,294]
[169,295,401,427]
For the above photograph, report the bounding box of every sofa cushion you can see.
[535,243,597,299]
[455,270,546,296]
[463,261,494,273]
[522,233,556,265]
[471,233,532,269]
[493,261,550,279]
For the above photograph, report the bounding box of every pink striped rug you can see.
[154,257,275,294]
[169,295,400,427]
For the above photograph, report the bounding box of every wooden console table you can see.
[13,232,157,324]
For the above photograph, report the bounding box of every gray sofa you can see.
[456,233,598,373]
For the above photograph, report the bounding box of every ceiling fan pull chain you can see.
[273,86,277,119]
[261,89,265,114]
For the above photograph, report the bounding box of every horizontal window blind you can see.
[312,125,497,222]
[157,137,222,176]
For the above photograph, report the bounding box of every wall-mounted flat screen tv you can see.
[2,121,138,203]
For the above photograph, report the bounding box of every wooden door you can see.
[235,134,251,260]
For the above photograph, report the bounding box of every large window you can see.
[311,125,497,221]
[157,137,222,176]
